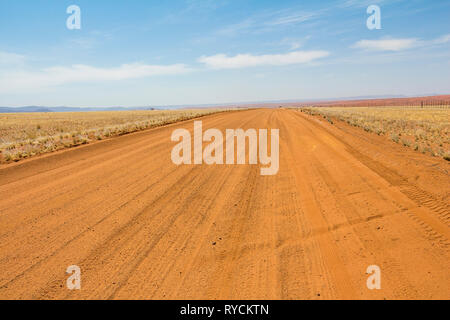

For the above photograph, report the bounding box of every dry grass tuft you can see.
[0,109,231,163]
[299,106,449,161]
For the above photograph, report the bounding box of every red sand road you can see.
[0,109,449,299]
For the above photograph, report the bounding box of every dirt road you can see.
[0,109,449,300]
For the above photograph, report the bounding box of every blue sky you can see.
[0,0,449,107]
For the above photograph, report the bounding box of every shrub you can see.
[390,134,400,143]
[401,139,411,147]
[444,152,450,161]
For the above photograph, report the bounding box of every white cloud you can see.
[0,51,26,65]
[352,34,450,52]
[352,38,419,51]
[0,63,191,94]
[198,51,330,69]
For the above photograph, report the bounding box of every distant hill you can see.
[2,94,449,113]
[0,106,157,113]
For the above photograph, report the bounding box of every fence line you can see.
[303,101,450,109]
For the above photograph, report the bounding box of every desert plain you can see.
[0,107,449,299]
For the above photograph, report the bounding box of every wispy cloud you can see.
[184,0,229,11]
[352,34,450,52]
[266,12,318,26]
[64,30,114,50]
[339,0,399,8]
[217,9,323,36]
[198,51,330,69]
[279,36,312,51]
[162,0,228,24]
[0,63,192,93]
[217,18,256,36]
[431,34,450,45]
